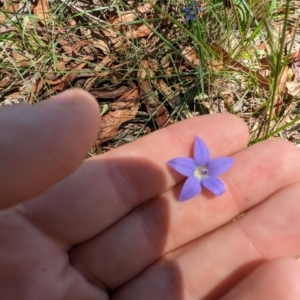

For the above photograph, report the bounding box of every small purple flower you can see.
[184,1,201,21]
[168,136,233,201]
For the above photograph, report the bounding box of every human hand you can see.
[1,89,300,300]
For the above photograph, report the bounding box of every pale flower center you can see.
[194,166,209,180]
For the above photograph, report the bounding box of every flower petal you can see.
[190,13,197,21]
[201,177,226,196]
[206,157,233,177]
[179,176,201,201]
[193,1,201,13]
[194,136,210,166]
[168,157,196,176]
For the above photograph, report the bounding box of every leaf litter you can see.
[1,0,300,151]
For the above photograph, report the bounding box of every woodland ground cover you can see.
[1,0,300,153]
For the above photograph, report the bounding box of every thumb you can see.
[0,89,100,209]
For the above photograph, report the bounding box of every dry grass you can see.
[1,0,300,152]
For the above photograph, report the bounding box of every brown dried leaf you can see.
[0,1,20,24]
[90,86,132,99]
[137,3,153,13]
[73,40,90,55]
[137,60,172,127]
[286,81,300,97]
[181,46,200,66]
[111,12,136,30]
[11,50,32,67]
[221,90,235,111]
[210,42,269,90]
[210,60,223,71]
[289,49,300,62]
[11,50,27,61]
[274,66,288,115]
[110,88,139,110]
[97,88,139,143]
[288,51,300,81]
[28,74,44,104]
[3,91,25,102]
[111,4,153,30]
[0,78,10,88]
[33,0,51,22]
[125,24,152,39]
[93,40,110,54]
[59,39,73,56]
[98,108,138,143]
[52,82,65,92]
[46,62,86,90]
[102,27,118,39]
[97,56,113,70]
[46,62,67,80]
[277,65,288,94]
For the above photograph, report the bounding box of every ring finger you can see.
[111,181,300,299]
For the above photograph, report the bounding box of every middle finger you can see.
[70,139,300,288]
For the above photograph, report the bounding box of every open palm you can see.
[1,89,300,300]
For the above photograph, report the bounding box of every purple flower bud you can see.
[184,1,201,21]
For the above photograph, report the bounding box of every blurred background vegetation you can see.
[1,0,300,152]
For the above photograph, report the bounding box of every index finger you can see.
[22,114,249,246]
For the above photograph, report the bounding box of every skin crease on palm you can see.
[1,90,300,300]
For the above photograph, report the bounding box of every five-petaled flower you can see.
[168,136,233,201]
[184,1,201,21]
